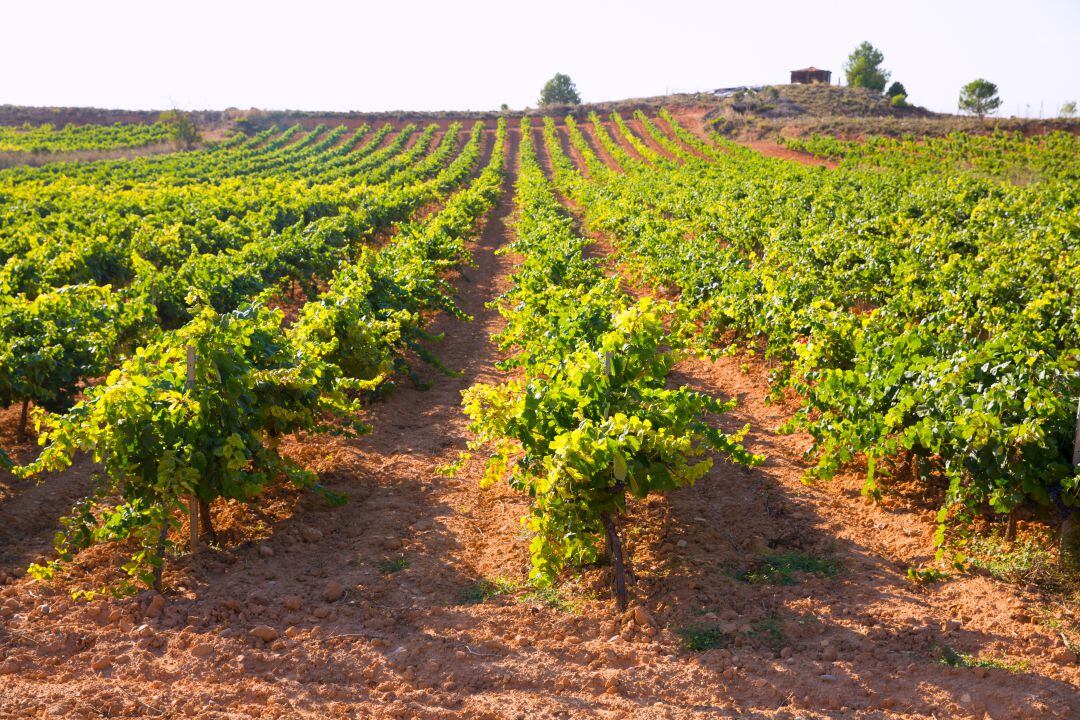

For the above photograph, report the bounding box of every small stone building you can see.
[790,67,832,84]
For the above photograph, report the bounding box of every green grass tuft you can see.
[938,645,1029,673]
[677,624,730,652]
[458,577,519,605]
[738,551,842,585]
[378,556,409,574]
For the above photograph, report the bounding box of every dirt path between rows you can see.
[735,140,837,168]
[0,118,1076,720]
[627,117,676,162]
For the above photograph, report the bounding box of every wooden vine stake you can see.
[16,398,29,443]
[600,350,629,610]
[1063,397,1080,566]
[186,345,199,555]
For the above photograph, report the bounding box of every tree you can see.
[891,94,908,108]
[886,81,907,99]
[160,109,200,149]
[843,42,890,91]
[958,79,1002,118]
[1061,101,1077,118]
[539,73,581,106]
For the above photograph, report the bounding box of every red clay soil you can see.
[600,119,646,164]
[0,123,1076,720]
[627,117,676,162]
[579,122,625,174]
[736,140,838,168]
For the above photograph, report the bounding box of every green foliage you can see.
[578,110,1080,556]
[0,122,172,154]
[13,118,507,590]
[1059,101,1077,118]
[539,73,581,106]
[886,81,907,99]
[906,565,949,584]
[160,110,200,149]
[890,93,908,108]
[0,285,149,419]
[843,41,890,91]
[966,531,1079,596]
[21,303,369,587]
[958,79,1003,117]
[461,117,761,596]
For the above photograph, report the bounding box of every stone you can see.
[249,625,278,642]
[632,606,656,628]
[90,655,112,672]
[282,596,302,611]
[1052,649,1078,665]
[258,545,275,558]
[323,581,345,603]
[301,527,324,543]
[145,594,165,618]
[190,643,215,659]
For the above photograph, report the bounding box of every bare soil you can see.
[0,121,1076,720]
[734,140,837,168]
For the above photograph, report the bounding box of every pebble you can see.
[135,624,154,639]
[676,540,688,549]
[1052,649,1078,665]
[821,646,838,662]
[258,545,275,558]
[190,643,215,659]
[145,594,165,618]
[90,655,112,672]
[282,596,303,611]
[301,527,324,543]
[323,581,345,603]
[313,606,332,619]
[249,625,278,642]
[632,606,657,628]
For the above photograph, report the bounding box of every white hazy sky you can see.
[3,0,1078,117]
